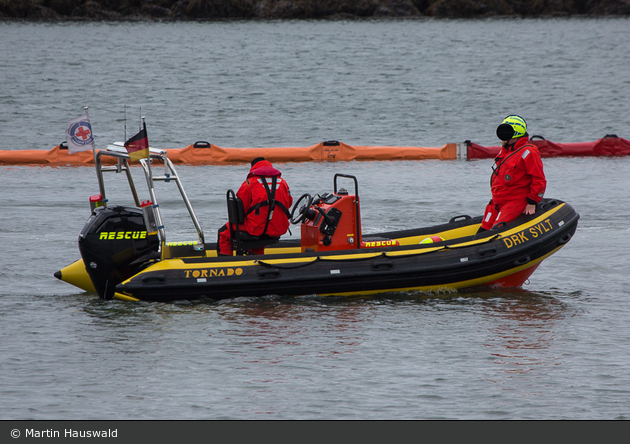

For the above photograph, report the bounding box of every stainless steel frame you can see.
[94,144,205,252]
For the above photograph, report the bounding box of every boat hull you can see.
[113,199,579,302]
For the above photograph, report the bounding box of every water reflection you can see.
[362,288,578,382]
[77,288,577,379]
[215,296,371,363]
[466,289,576,380]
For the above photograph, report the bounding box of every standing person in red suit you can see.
[218,157,293,255]
[478,115,547,233]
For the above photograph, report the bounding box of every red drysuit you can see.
[218,160,293,255]
[481,136,547,230]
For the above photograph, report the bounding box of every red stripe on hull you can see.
[482,263,541,288]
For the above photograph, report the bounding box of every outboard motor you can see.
[78,205,160,300]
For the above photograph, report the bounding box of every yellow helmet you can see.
[496,115,527,141]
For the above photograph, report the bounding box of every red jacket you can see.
[236,160,293,237]
[490,136,546,205]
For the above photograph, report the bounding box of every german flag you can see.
[124,122,149,161]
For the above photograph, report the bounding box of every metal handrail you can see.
[94,150,140,206]
[95,145,205,251]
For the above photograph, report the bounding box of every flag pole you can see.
[84,106,98,167]
[142,115,152,179]
[124,104,127,142]
[84,106,103,205]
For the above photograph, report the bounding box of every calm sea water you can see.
[1,18,630,420]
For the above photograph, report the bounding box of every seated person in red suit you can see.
[218,157,293,255]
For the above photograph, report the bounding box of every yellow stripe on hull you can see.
[114,292,140,302]
[134,202,566,274]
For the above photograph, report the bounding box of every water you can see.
[1,18,630,420]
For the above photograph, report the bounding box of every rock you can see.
[182,0,255,18]
[140,4,174,18]
[425,0,514,17]
[0,0,628,20]
[0,0,60,19]
[585,0,630,14]
[253,0,420,19]
[373,0,421,16]
[70,1,122,19]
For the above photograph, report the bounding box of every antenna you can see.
[84,105,98,180]
[123,104,127,142]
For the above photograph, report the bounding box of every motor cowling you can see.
[78,205,160,299]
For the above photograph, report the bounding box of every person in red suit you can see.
[478,115,547,233]
[218,157,293,255]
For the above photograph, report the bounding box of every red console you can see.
[300,175,362,252]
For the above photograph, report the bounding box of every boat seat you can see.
[226,189,280,255]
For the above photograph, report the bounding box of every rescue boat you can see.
[54,144,580,302]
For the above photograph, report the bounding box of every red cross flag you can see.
[66,113,96,154]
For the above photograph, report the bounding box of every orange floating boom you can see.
[0,140,457,167]
[2,135,629,167]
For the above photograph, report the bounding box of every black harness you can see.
[245,175,291,236]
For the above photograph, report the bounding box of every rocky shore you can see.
[1,0,629,20]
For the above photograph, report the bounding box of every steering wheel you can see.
[290,193,313,224]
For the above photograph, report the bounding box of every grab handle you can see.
[371,259,394,271]
[478,247,498,258]
[449,215,471,223]
[514,256,531,266]
[558,233,572,245]
[257,268,281,279]
[141,275,166,285]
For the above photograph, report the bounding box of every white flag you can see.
[65,113,95,154]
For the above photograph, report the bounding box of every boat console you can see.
[297,174,362,252]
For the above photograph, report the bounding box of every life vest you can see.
[245,175,292,236]
[237,161,293,237]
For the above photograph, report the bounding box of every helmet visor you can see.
[496,123,515,141]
